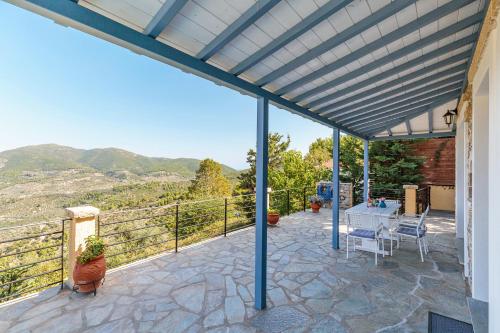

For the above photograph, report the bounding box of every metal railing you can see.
[0,219,67,303]
[0,183,372,303]
[97,187,319,270]
[368,184,405,214]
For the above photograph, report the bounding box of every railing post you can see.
[287,189,290,215]
[303,187,306,211]
[60,219,65,290]
[224,198,228,237]
[175,203,179,253]
[65,206,100,289]
[97,215,100,236]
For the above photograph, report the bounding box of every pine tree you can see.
[369,140,425,197]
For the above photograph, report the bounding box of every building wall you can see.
[455,5,499,329]
[488,18,500,332]
[412,138,455,185]
[411,138,456,211]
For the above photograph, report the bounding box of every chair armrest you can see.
[401,213,423,219]
[398,222,418,228]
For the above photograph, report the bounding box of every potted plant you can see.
[267,209,280,225]
[73,235,106,294]
[309,195,323,213]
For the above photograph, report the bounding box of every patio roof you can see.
[7,0,487,139]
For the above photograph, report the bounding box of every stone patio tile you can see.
[171,282,206,313]
[0,210,468,333]
[225,295,245,323]
[151,309,198,333]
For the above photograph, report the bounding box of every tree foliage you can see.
[188,159,231,199]
[369,140,425,193]
[237,133,291,192]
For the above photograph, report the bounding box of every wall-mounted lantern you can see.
[443,109,457,128]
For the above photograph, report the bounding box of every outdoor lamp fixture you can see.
[443,108,457,128]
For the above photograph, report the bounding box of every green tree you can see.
[237,133,290,192]
[369,140,425,197]
[188,159,231,199]
[339,136,364,203]
[305,137,333,182]
[305,136,364,200]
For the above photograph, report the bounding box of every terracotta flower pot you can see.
[267,213,280,225]
[73,254,106,293]
[311,203,321,213]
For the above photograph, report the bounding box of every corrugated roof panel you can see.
[410,113,429,132]
[16,0,487,139]
[79,0,163,32]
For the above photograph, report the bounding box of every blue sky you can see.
[0,2,332,169]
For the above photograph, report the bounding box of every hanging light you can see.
[443,109,457,128]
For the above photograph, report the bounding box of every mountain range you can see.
[0,144,239,179]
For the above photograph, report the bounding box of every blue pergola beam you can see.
[370,131,456,141]
[352,92,460,132]
[327,73,464,119]
[351,91,460,131]
[309,38,475,111]
[197,0,280,61]
[254,0,413,87]
[362,96,459,135]
[353,105,430,131]
[144,0,187,38]
[428,111,434,133]
[315,63,467,115]
[340,84,463,126]
[230,0,353,75]
[334,81,463,123]
[332,127,340,249]
[343,88,461,127]
[255,96,269,310]
[279,0,478,97]
[405,120,412,135]
[363,140,369,202]
[315,59,468,116]
[13,0,367,138]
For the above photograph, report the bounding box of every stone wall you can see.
[340,183,353,209]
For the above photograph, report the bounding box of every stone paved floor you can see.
[0,210,468,332]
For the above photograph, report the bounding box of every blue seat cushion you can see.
[397,226,426,238]
[349,229,375,239]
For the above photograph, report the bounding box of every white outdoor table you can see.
[344,202,401,255]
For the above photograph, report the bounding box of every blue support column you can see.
[363,140,369,201]
[255,96,269,310]
[332,127,340,249]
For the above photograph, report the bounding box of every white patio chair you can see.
[395,206,429,262]
[346,212,384,265]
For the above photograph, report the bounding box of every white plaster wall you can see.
[455,121,465,238]
[488,26,500,333]
[472,80,489,303]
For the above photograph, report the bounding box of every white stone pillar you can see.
[455,121,465,238]
[489,24,500,332]
[65,206,100,288]
[472,85,489,302]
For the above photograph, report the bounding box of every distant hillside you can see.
[0,144,240,179]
